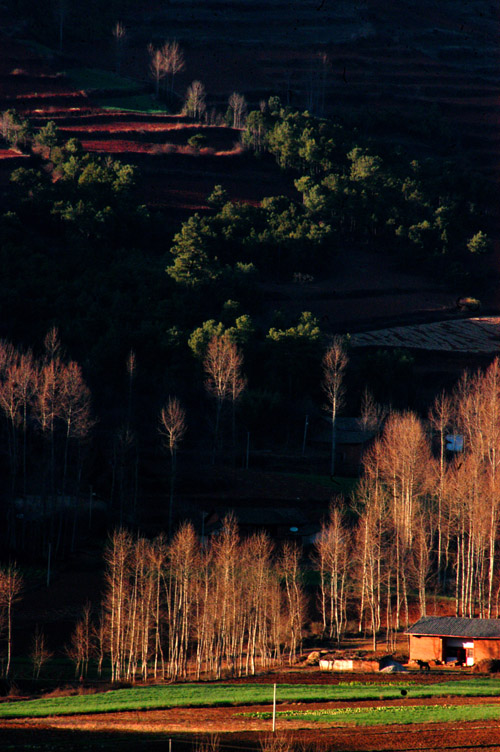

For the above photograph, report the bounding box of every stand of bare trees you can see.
[35,356,500,679]
[228,92,247,129]
[100,518,302,681]
[0,330,94,555]
[5,342,500,676]
[148,41,185,99]
[352,358,500,644]
[184,81,207,121]
[314,504,350,644]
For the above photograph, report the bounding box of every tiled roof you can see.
[407,616,500,638]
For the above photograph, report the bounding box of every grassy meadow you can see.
[2,680,500,720]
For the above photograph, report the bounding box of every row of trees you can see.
[0,310,325,554]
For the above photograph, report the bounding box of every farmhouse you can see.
[407,616,500,666]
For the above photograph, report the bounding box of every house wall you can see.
[409,635,442,662]
[410,635,500,664]
[475,639,500,662]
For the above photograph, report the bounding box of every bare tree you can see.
[204,335,246,462]
[184,81,207,121]
[103,529,132,681]
[0,565,23,677]
[112,22,127,75]
[428,391,453,582]
[66,602,92,680]
[376,411,431,629]
[44,326,62,362]
[410,511,433,617]
[165,40,185,94]
[159,396,187,538]
[228,92,247,129]
[59,361,94,495]
[30,626,53,679]
[360,388,388,431]
[322,337,348,476]
[148,43,169,99]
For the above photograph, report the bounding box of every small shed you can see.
[407,616,500,666]
[313,417,379,476]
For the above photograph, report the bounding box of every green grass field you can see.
[241,703,500,726]
[97,95,170,114]
[2,680,500,720]
[280,473,358,495]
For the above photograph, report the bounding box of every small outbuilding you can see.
[407,616,500,666]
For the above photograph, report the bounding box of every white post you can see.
[272,682,277,732]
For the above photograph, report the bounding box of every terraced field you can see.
[0,34,297,212]
[0,0,498,323]
[1,0,498,205]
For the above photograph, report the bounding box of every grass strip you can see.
[2,680,500,720]
[96,95,169,113]
[240,703,500,726]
